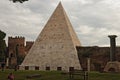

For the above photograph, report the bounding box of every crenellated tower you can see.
[8,36,25,67]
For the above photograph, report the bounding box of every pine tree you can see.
[10,0,28,3]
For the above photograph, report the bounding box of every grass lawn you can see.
[0,69,120,80]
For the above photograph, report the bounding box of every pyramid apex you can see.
[59,1,62,4]
[57,1,63,7]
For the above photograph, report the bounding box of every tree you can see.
[10,0,28,3]
[0,30,6,62]
[15,44,25,70]
[15,44,24,66]
[0,30,6,40]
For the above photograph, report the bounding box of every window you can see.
[35,66,39,70]
[25,66,29,70]
[57,67,62,71]
[46,67,50,70]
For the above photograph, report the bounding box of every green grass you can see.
[89,71,120,80]
[0,70,120,80]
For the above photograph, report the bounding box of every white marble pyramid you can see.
[19,2,82,71]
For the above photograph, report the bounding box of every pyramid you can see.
[19,2,82,71]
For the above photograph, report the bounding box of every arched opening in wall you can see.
[108,68,116,72]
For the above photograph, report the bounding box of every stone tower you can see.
[8,36,25,67]
[19,2,82,71]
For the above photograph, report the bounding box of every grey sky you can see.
[0,0,120,46]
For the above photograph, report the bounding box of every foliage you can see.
[0,30,6,62]
[10,0,28,3]
[0,30,6,40]
[15,44,25,65]
[17,55,25,65]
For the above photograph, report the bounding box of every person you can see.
[1,62,5,71]
[7,73,14,80]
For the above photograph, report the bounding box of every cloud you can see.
[0,0,120,47]
[0,0,45,41]
[65,0,120,46]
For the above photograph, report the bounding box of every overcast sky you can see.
[0,0,120,46]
